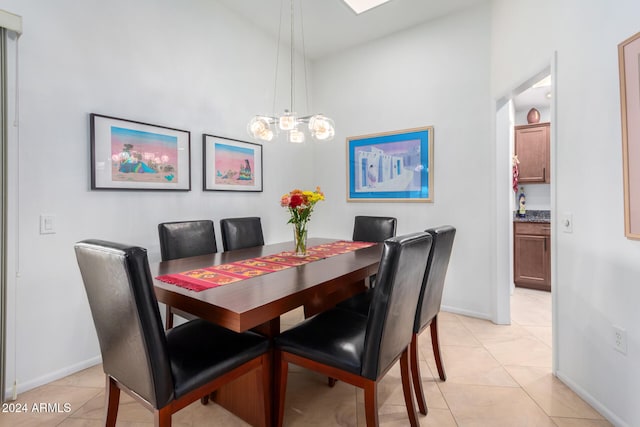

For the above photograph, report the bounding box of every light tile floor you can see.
[0,288,611,426]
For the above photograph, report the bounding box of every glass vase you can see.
[293,222,308,256]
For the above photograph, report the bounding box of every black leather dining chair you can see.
[337,225,456,415]
[220,217,264,251]
[410,225,456,414]
[158,220,217,261]
[158,220,217,328]
[352,215,397,242]
[352,216,397,290]
[74,240,270,427]
[274,232,433,427]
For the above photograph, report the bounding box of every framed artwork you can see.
[346,126,433,202]
[90,114,191,190]
[203,134,263,192]
[619,32,640,239]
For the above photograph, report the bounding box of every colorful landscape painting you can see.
[110,126,179,184]
[354,139,422,192]
[214,142,255,186]
[347,126,433,202]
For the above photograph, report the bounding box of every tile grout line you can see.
[415,328,457,421]
[452,309,558,424]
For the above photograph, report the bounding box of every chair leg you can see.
[275,351,289,427]
[153,406,172,427]
[410,333,428,415]
[430,315,447,381]
[363,380,379,427]
[105,376,120,427]
[165,305,174,330]
[400,349,419,427]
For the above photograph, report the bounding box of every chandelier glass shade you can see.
[247,0,335,143]
[248,113,335,144]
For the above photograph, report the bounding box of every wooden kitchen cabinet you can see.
[514,222,551,291]
[515,122,550,183]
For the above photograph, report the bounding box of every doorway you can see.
[512,72,552,290]
[494,62,556,372]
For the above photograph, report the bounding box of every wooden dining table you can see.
[151,237,382,426]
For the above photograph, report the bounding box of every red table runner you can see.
[156,240,376,292]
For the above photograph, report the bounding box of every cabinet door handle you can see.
[543,167,546,181]
[544,237,547,252]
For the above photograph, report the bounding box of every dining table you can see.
[151,237,382,426]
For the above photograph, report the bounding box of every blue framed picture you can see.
[346,126,433,202]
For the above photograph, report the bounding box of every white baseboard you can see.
[5,356,102,399]
[441,304,491,321]
[555,371,626,427]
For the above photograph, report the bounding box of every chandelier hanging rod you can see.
[247,0,335,143]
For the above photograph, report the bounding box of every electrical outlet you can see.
[614,325,627,354]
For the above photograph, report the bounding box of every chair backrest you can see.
[414,225,456,333]
[158,220,217,261]
[352,216,397,243]
[220,217,264,251]
[74,240,174,408]
[361,232,433,380]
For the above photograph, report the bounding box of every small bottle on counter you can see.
[517,187,526,218]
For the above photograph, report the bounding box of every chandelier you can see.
[247,0,335,143]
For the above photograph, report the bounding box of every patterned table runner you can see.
[156,240,376,292]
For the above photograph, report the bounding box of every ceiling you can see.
[218,0,486,60]
[513,81,552,112]
[218,0,551,110]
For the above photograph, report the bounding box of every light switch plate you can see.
[561,212,573,233]
[40,214,56,234]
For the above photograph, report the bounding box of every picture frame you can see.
[346,126,433,202]
[90,113,191,191]
[618,32,640,239]
[203,134,263,192]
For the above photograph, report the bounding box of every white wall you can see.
[491,0,553,98]
[493,0,640,425]
[311,4,493,319]
[553,2,640,425]
[2,0,317,394]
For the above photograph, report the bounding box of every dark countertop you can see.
[513,210,550,223]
